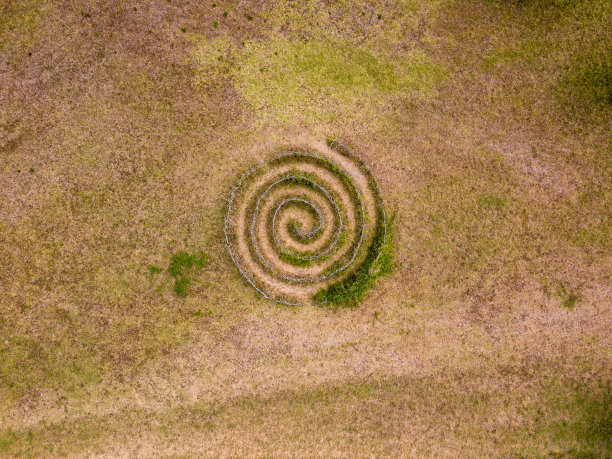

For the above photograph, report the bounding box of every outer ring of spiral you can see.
[224,140,387,306]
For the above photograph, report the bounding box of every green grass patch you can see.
[314,212,394,308]
[3,369,608,456]
[279,250,314,268]
[227,37,445,124]
[555,1,611,112]
[483,39,549,69]
[0,0,44,53]
[558,282,580,309]
[566,46,612,108]
[0,429,18,454]
[478,195,506,209]
[168,251,208,297]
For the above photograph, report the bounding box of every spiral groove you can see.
[224,140,387,306]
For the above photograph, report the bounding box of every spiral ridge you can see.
[224,139,387,306]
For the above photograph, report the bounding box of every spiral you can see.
[224,139,387,306]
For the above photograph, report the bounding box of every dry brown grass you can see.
[0,0,610,457]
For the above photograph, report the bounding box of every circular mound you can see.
[224,139,388,306]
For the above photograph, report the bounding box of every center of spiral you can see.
[275,198,323,243]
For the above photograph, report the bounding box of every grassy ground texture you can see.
[0,0,610,456]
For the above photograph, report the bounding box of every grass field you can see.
[0,0,610,456]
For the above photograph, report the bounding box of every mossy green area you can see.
[278,250,314,268]
[192,25,446,127]
[315,213,394,307]
[0,0,45,53]
[233,39,445,125]
[168,251,208,296]
[0,370,608,457]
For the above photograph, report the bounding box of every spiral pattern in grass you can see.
[224,139,390,306]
